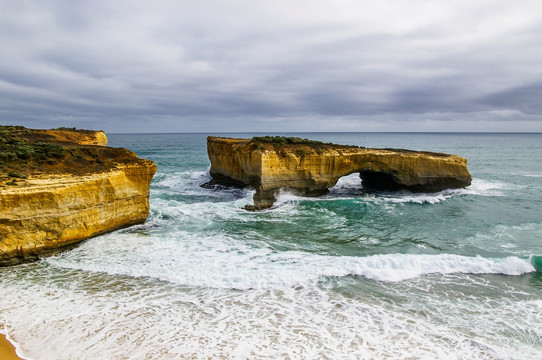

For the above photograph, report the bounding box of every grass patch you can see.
[53,127,103,133]
[251,136,363,150]
[252,136,331,146]
[0,126,67,165]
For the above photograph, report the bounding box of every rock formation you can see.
[25,128,109,146]
[0,127,156,266]
[207,136,472,210]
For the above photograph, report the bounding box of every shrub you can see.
[7,171,26,178]
[0,126,66,167]
[251,136,363,149]
[252,136,326,146]
[54,127,102,133]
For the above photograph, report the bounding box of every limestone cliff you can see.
[0,126,156,266]
[207,136,472,210]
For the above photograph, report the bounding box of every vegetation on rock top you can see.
[0,125,141,187]
[53,127,103,133]
[0,125,66,165]
[250,136,363,153]
[252,136,362,147]
[251,136,334,146]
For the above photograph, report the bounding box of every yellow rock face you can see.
[0,162,156,266]
[207,138,260,186]
[0,128,156,266]
[207,137,472,210]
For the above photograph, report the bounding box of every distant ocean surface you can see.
[1,132,542,359]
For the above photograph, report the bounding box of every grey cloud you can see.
[0,0,541,132]
[481,82,542,114]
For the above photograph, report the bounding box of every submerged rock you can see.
[207,136,472,210]
[0,126,156,266]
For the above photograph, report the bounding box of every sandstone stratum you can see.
[206,136,472,210]
[0,126,156,266]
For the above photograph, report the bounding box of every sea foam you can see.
[272,175,508,207]
[46,231,536,289]
[4,255,540,360]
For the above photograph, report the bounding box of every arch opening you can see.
[328,172,364,195]
[359,170,405,191]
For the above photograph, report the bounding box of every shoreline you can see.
[0,333,23,360]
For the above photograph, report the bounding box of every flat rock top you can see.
[0,126,152,188]
[208,136,463,160]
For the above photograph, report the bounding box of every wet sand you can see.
[0,333,23,360]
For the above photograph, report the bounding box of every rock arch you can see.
[206,137,472,210]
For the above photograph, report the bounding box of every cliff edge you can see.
[0,126,156,266]
[207,136,472,210]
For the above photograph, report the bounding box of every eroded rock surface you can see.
[0,127,156,266]
[27,128,108,146]
[207,136,472,210]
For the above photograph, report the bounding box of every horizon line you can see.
[107,131,542,135]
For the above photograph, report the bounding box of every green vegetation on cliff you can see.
[252,136,332,146]
[53,127,102,133]
[0,126,66,165]
[0,125,134,187]
[251,136,363,150]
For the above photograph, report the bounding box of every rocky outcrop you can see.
[0,127,156,266]
[21,128,108,146]
[207,136,472,210]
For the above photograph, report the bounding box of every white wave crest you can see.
[152,169,250,200]
[343,254,534,281]
[382,178,507,204]
[153,170,209,193]
[463,178,507,196]
[154,171,508,208]
[273,177,508,207]
[46,234,536,289]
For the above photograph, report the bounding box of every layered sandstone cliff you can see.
[207,136,472,210]
[0,127,156,266]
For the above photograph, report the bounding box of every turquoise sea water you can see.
[1,132,542,359]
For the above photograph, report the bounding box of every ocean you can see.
[1,132,541,359]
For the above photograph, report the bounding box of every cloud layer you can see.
[1,0,541,132]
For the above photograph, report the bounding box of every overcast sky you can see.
[1,0,542,132]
